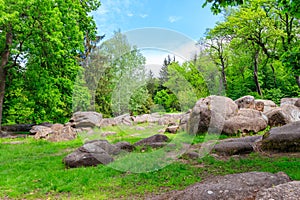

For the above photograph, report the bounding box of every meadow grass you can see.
[0,125,299,199]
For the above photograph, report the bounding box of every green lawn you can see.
[1,126,300,199]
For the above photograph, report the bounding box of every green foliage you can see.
[0,0,100,125]
[202,0,300,101]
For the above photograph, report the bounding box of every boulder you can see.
[280,97,300,106]
[281,104,300,121]
[32,124,77,142]
[47,125,77,142]
[294,99,300,107]
[115,141,135,152]
[188,96,238,134]
[63,140,120,168]
[68,111,103,128]
[235,95,255,109]
[1,124,35,133]
[165,125,179,134]
[99,118,117,127]
[133,114,150,124]
[265,107,291,127]
[213,136,262,155]
[152,172,290,200]
[222,110,268,135]
[255,99,277,113]
[31,125,53,138]
[265,105,300,127]
[255,181,300,200]
[114,113,133,126]
[260,121,300,152]
[134,134,169,146]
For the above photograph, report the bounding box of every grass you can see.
[1,124,300,199]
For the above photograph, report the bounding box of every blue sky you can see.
[92,0,221,75]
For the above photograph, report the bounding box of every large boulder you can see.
[281,104,300,121]
[264,107,291,127]
[222,109,268,135]
[188,96,238,134]
[280,97,300,106]
[68,111,103,128]
[255,181,300,200]
[235,95,255,109]
[265,105,300,127]
[114,113,133,126]
[255,99,277,113]
[134,134,169,147]
[32,124,77,142]
[63,140,120,168]
[259,121,300,152]
[152,172,290,200]
[1,124,35,133]
[213,135,262,155]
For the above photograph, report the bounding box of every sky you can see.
[92,0,221,76]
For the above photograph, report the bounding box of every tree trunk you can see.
[295,75,300,89]
[253,50,262,96]
[220,56,227,90]
[0,30,13,130]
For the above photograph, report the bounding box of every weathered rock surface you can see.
[280,97,300,106]
[47,125,77,142]
[114,113,133,126]
[222,109,268,135]
[31,124,76,142]
[188,96,238,134]
[235,95,255,109]
[260,121,300,152]
[134,134,169,146]
[68,111,103,128]
[281,104,300,121]
[152,172,291,200]
[213,136,262,155]
[255,181,300,200]
[265,107,291,127]
[63,140,120,168]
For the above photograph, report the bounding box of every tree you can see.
[0,0,100,128]
[91,31,150,117]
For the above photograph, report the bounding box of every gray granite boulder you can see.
[255,181,300,200]
[152,172,290,200]
[235,95,255,109]
[63,140,120,168]
[188,96,238,134]
[260,121,300,152]
[68,111,103,128]
[134,134,169,147]
[213,136,262,155]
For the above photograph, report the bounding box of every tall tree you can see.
[0,0,100,129]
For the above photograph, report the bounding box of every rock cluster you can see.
[63,134,170,168]
[182,95,300,136]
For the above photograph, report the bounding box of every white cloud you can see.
[140,14,148,18]
[168,16,181,23]
[92,0,145,38]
